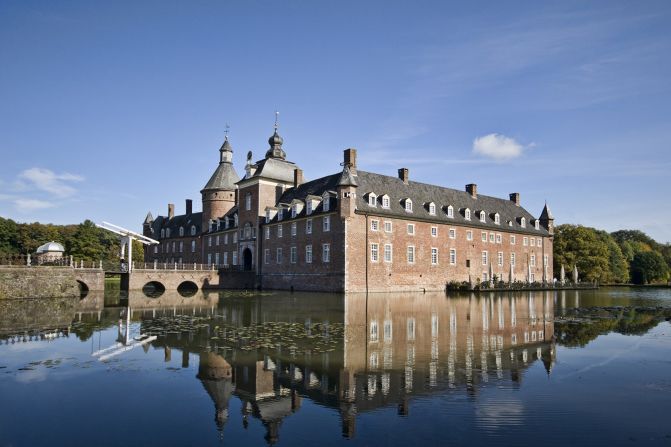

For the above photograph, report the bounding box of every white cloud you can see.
[473,133,525,161]
[18,168,84,198]
[14,198,56,212]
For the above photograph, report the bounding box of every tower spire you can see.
[219,123,233,163]
[265,111,286,160]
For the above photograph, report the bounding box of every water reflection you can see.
[2,287,670,445]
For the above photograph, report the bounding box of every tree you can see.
[630,251,669,284]
[597,230,629,283]
[553,224,610,282]
[67,220,106,261]
[0,217,19,255]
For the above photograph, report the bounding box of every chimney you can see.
[168,203,175,219]
[466,184,477,198]
[185,199,193,215]
[509,192,520,206]
[344,148,357,171]
[293,168,304,188]
[398,168,409,185]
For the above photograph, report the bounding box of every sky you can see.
[1,0,670,242]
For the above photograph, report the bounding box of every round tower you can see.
[201,136,240,230]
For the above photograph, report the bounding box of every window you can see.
[276,248,283,264]
[208,236,212,247]
[465,208,471,220]
[278,209,284,220]
[544,254,548,266]
[407,224,415,235]
[291,205,297,218]
[431,248,438,265]
[521,217,526,228]
[384,221,392,232]
[498,252,503,266]
[535,220,540,230]
[233,232,237,243]
[243,223,252,240]
[467,230,473,241]
[449,228,456,239]
[323,198,330,212]
[495,213,500,225]
[245,193,251,211]
[190,226,196,236]
[482,251,488,266]
[447,205,454,218]
[489,233,495,243]
[384,244,392,262]
[482,232,487,242]
[382,195,390,208]
[496,234,502,244]
[306,245,312,263]
[368,193,377,207]
[530,254,536,267]
[291,222,297,236]
[323,216,330,232]
[207,253,212,266]
[371,220,379,231]
[405,199,413,213]
[264,249,270,264]
[450,248,456,265]
[223,252,228,266]
[530,238,535,247]
[429,202,436,215]
[511,253,516,266]
[179,241,183,252]
[232,251,238,265]
[479,211,486,222]
[191,240,196,253]
[154,246,158,254]
[224,234,228,244]
[431,226,438,237]
[523,237,528,246]
[172,241,175,252]
[166,228,171,238]
[265,210,271,223]
[306,219,312,234]
[215,253,219,266]
[278,225,283,238]
[179,227,184,237]
[322,243,330,263]
[371,243,379,262]
[290,246,297,263]
[265,227,270,240]
[511,235,516,245]
[537,238,542,246]
[407,246,415,264]
[215,235,220,245]
[161,229,165,238]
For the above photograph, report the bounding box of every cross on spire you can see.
[224,123,230,140]
[274,111,279,132]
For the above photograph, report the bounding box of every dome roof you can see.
[36,241,65,254]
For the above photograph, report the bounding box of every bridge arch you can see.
[177,281,198,297]
[142,281,166,298]
[76,280,89,298]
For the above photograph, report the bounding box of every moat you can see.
[1,287,670,446]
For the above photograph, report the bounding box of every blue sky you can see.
[1,1,670,242]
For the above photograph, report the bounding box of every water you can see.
[1,287,670,446]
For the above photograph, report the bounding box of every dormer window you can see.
[225,218,230,229]
[291,205,297,218]
[306,201,313,215]
[404,199,413,213]
[265,210,271,223]
[234,214,238,227]
[534,220,540,230]
[479,211,486,223]
[494,213,500,225]
[323,198,330,212]
[216,219,221,231]
[428,202,436,215]
[447,205,454,218]
[520,217,526,228]
[190,225,196,236]
[278,209,284,220]
[161,229,165,238]
[368,193,377,207]
[376,195,387,209]
[465,208,471,220]
[166,228,171,238]
[179,226,184,237]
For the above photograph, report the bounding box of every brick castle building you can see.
[143,124,554,292]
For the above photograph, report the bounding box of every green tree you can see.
[553,224,610,282]
[630,251,669,284]
[596,230,629,283]
[0,217,19,255]
[67,220,106,261]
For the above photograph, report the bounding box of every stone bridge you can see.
[123,268,220,291]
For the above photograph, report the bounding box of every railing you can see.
[132,262,235,271]
[0,253,102,269]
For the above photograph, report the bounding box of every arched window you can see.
[447,205,454,218]
[368,193,377,207]
[494,213,500,225]
[404,199,413,213]
[535,220,540,230]
[428,202,436,215]
[465,208,471,220]
[479,211,486,222]
[190,225,196,236]
[381,195,390,209]
[521,217,526,228]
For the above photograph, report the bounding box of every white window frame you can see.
[495,213,500,225]
[384,244,392,263]
[290,246,297,264]
[447,205,454,218]
[306,245,312,264]
[264,249,270,264]
[265,227,270,240]
[465,208,471,220]
[482,250,488,266]
[276,248,282,264]
[370,243,379,262]
[323,216,330,232]
[407,246,415,264]
[431,226,438,237]
[479,211,486,223]
[466,230,473,241]
[322,243,330,263]
[368,193,377,207]
[371,220,379,231]
[431,247,438,265]
[498,251,503,266]
[245,193,252,211]
[511,235,516,245]
[382,195,390,209]
[449,228,456,239]
[407,224,415,235]
[306,219,312,234]
[429,202,436,215]
[405,199,413,213]
[450,248,456,265]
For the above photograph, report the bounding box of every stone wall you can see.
[0,267,80,299]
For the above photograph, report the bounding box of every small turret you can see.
[539,202,554,235]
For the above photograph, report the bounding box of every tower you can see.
[539,202,554,235]
[201,135,240,230]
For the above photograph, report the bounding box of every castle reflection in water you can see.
[0,289,556,444]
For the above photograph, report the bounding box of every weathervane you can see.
[274,111,279,132]
[224,123,230,139]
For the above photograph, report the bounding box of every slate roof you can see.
[149,212,203,238]
[354,171,548,235]
[202,162,240,192]
[247,157,298,183]
[265,169,548,236]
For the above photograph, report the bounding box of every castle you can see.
[143,123,554,292]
